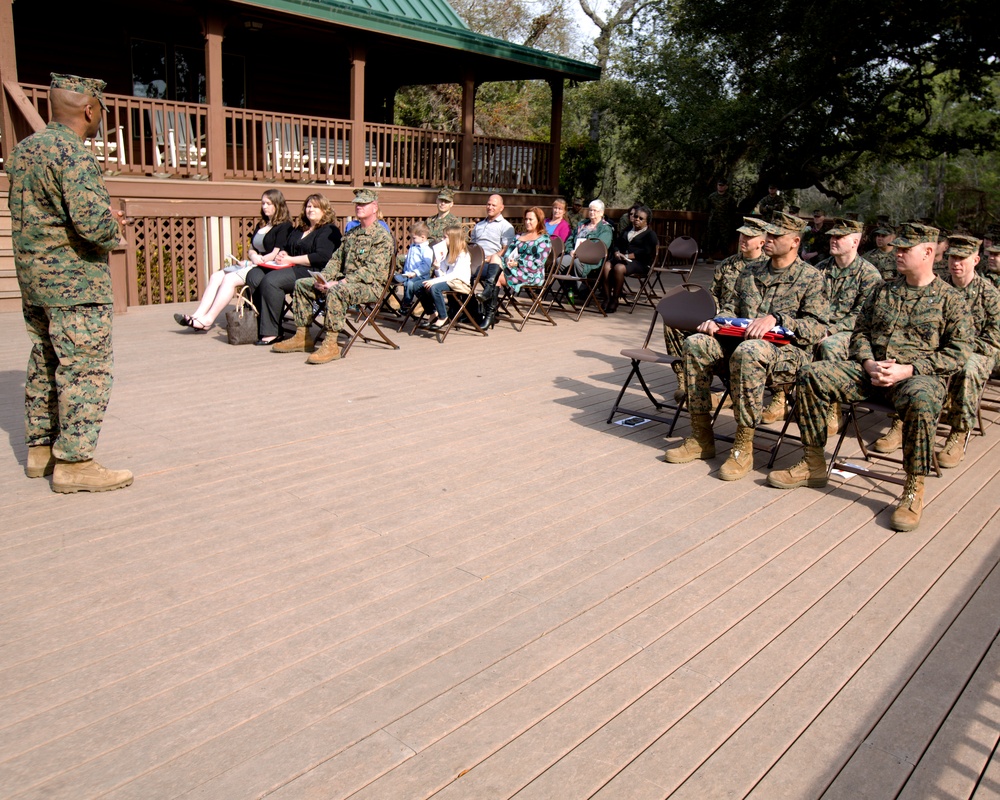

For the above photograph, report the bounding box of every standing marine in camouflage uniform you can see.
[8,73,132,493]
[666,211,829,480]
[979,243,1000,290]
[935,235,1000,467]
[767,222,973,532]
[705,178,738,262]
[425,188,460,242]
[272,189,394,364]
[863,222,897,280]
[664,216,767,401]
[755,185,785,222]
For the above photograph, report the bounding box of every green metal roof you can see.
[234,0,601,80]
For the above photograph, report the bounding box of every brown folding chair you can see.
[497,246,558,331]
[409,244,488,341]
[338,253,401,358]
[543,238,608,321]
[607,283,717,436]
[626,244,665,313]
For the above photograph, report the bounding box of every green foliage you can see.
[609,0,1000,207]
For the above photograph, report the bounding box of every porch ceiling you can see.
[232,0,601,81]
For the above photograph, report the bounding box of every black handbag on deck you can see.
[225,286,258,345]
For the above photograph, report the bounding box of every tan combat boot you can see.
[767,446,829,489]
[672,361,687,403]
[826,401,842,439]
[665,413,716,463]
[52,460,133,494]
[271,327,313,353]
[306,336,342,364]
[719,425,755,480]
[872,417,903,453]
[890,474,925,532]
[26,445,57,478]
[760,389,787,423]
[937,429,966,469]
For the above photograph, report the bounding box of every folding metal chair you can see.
[543,239,609,321]
[626,244,665,313]
[607,283,717,435]
[628,237,701,314]
[828,388,951,486]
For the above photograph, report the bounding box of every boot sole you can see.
[52,476,134,494]
[890,517,920,532]
[871,443,901,454]
[664,450,715,464]
[767,475,829,489]
[26,465,56,478]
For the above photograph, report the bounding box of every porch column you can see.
[460,71,475,192]
[0,0,18,160]
[548,77,564,194]
[350,46,366,187]
[203,16,226,181]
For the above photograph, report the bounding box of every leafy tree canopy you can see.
[612,0,1000,208]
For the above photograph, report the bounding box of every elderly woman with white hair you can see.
[563,199,615,280]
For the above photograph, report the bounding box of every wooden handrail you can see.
[3,79,45,132]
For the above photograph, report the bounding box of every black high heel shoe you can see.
[173,313,193,327]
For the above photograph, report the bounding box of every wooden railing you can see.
[471,136,550,192]
[17,83,209,179]
[8,83,555,192]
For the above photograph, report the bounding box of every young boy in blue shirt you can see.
[395,221,434,315]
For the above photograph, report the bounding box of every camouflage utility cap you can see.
[736,216,767,237]
[353,188,378,204]
[988,244,1000,254]
[437,188,455,202]
[893,221,939,248]
[828,218,865,236]
[765,210,807,236]
[51,72,107,111]
[874,223,895,235]
[945,234,982,258]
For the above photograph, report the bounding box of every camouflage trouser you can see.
[683,334,808,427]
[815,331,851,362]
[293,278,379,334]
[662,323,686,358]
[941,353,997,432]
[797,361,946,476]
[23,303,114,462]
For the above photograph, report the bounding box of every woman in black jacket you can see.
[601,204,658,313]
[246,193,342,345]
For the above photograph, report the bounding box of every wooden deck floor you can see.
[2,286,1000,799]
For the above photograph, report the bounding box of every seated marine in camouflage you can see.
[663,216,768,402]
[767,222,973,533]
[665,211,830,481]
[862,222,897,281]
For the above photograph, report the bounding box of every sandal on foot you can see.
[174,313,193,327]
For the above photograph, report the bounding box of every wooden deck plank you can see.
[2,289,1000,799]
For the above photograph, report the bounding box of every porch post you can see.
[350,45,366,187]
[548,77,564,194]
[460,71,475,192]
[203,15,226,181]
[0,0,18,161]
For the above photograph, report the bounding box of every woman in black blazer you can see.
[174,189,292,330]
[601,204,658,313]
[246,193,342,344]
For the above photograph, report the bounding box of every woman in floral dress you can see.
[499,207,552,291]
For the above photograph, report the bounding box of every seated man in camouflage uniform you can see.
[811,218,883,433]
[929,234,998,468]
[425,187,459,242]
[863,222,897,281]
[665,211,829,481]
[664,216,768,402]
[767,222,973,532]
[272,188,394,364]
